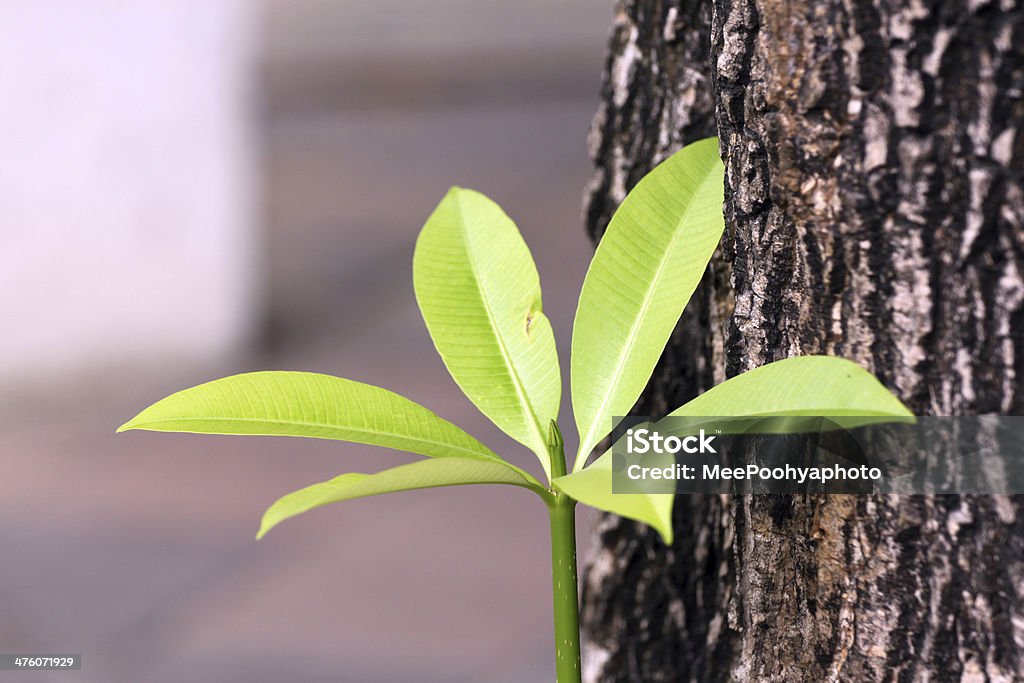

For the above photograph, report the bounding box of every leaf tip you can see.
[117,407,157,433]
[547,420,563,452]
[649,498,675,546]
[255,516,276,541]
[117,401,161,433]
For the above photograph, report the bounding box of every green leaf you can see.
[258,457,539,539]
[553,456,673,544]
[414,187,560,478]
[571,138,725,471]
[118,371,526,470]
[557,356,912,544]
[669,356,913,418]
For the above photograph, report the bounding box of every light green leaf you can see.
[558,356,911,544]
[414,187,560,478]
[571,138,725,471]
[118,371,526,471]
[553,455,673,544]
[670,356,913,418]
[258,457,539,539]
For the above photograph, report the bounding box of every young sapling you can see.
[119,137,911,682]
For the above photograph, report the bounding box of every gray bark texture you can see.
[581,0,1024,681]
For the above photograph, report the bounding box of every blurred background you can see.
[0,1,611,681]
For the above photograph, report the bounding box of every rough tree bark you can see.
[581,1,1024,681]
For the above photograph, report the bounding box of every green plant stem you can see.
[548,495,581,683]
[547,419,580,683]
[546,420,581,682]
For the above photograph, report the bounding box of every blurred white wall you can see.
[0,1,259,386]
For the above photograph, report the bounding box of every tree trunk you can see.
[581,1,1024,681]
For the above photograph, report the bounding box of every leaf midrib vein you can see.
[577,164,720,468]
[130,415,498,461]
[451,195,551,468]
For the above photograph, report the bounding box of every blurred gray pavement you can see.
[1,1,610,681]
